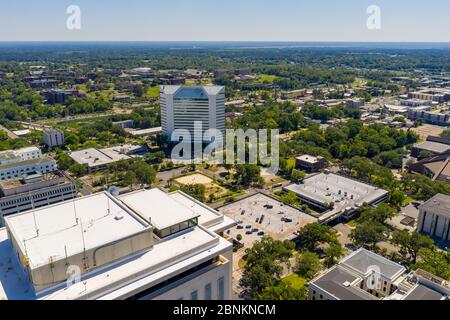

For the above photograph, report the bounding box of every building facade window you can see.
[204,283,212,300]
[217,277,225,300]
[190,290,198,300]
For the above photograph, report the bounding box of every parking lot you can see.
[219,193,317,248]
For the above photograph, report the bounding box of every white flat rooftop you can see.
[285,173,388,211]
[4,192,150,269]
[0,225,228,300]
[119,189,200,231]
[69,148,118,167]
[168,191,236,231]
[129,127,162,136]
[69,144,142,168]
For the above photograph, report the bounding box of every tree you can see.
[324,243,345,267]
[130,160,156,185]
[69,163,87,176]
[290,169,305,183]
[440,129,450,139]
[56,151,75,170]
[240,237,295,298]
[389,189,406,208]
[235,164,262,187]
[350,221,386,249]
[297,222,337,252]
[123,171,138,189]
[258,281,307,300]
[412,248,450,280]
[180,184,206,202]
[280,191,299,206]
[133,84,145,97]
[296,251,322,279]
[357,204,396,225]
[392,231,435,264]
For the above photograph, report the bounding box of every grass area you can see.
[281,273,307,290]
[347,220,357,228]
[144,86,160,99]
[403,197,414,206]
[256,74,279,83]
[264,176,285,187]
[185,79,212,86]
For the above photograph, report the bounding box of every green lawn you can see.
[281,273,307,290]
[144,86,160,99]
[257,74,279,83]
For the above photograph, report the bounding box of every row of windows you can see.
[0,165,55,179]
[0,186,75,207]
[186,277,225,301]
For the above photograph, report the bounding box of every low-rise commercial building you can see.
[409,154,450,182]
[43,129,65,148]
[295,155,328,173]
[0,147,42,165]
[69,144,147,173]
[0,147,57,182]
[411,136,450,158]
[408,108,450,126]
[45,89,79,104]
[418,193,450,242]
[0,188,234,300]
[113,120,135,129]
[345,99,365,109]
[309,248,449,300]
[281,89,307,100]
[408,88,450,103]
[284,173,389,223]
[401,99,432,107]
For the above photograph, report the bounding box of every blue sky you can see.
[0,0,449,42]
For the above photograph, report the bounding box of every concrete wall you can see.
[150,256,232,300]
[418,208,450,241]
[25,229,154,293]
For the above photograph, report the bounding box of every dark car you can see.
[257,231,265,236]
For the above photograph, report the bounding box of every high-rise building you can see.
[160,85,225,143]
